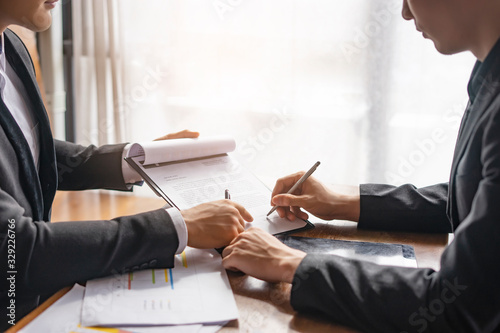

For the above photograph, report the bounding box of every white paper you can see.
[19,284,85,333]
[129,136,236,165]
[81,248,238,327]
[136,154,309,235]
[121,323,225,333]
[18,284,217,333]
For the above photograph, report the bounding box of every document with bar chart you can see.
[81,248,238,327]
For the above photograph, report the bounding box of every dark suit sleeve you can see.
[0,191,179,303]
[291,185,500,332]
[290,112,500,332]
[358,183,451,233]
[54,139,132,191]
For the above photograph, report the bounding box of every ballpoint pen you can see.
[225,189,231,200]
[266,161,321,216]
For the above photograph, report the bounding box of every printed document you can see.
[81,248,238,327]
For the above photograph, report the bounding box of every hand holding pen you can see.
[269,162,360,222]
[266,162,345,222]
[267,162,320,218]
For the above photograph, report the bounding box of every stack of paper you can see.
[20,248,237,333]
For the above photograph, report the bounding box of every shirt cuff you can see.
[165,207,188,254]
[122,143,143,184]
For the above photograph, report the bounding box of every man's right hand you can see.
[181,200,253,249]
[271,172,360,222]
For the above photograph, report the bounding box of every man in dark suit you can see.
[222,0,500,332]
[0,1,253,330]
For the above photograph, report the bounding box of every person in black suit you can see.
[0,1,253,330]
[222,0,500,332]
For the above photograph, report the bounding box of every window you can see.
[85,0,476,189]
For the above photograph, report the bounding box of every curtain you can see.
[77,0,475,189]
[72,0,125,146]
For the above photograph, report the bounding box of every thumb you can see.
[272,194,306,207]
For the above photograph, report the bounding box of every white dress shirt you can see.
[0,32,187,254]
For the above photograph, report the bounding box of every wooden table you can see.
[8,190,448,333]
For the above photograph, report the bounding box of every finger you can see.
[221,255,239,271]
[270,180,285,205]
[271,172,305,200]
[222,252,245,273]
[271,174,295,198]
[235,221,245,233]
[286,210,297,221]
[173,129,200,139]
[273,193,306,208]
[291,206,309,220]
[226,267,242,273]
[227,231,245,246]
[272,194,288,206]
[298,211,309,220]
[154,129,200,141]
[281,194,311,211]
[276,206,287,218]
[222,244,234,257]
[235,214,246,229]
[230,201,254,222]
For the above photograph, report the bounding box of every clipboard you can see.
[278,236,417,267]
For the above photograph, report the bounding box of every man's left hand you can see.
[222,228,306,283]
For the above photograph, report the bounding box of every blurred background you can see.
[38,0,476,193]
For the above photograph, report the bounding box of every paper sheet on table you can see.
[19,284,86,333]
[19,284,223,333]
[81,248,238,327]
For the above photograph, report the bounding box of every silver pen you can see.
[266,161,321,216]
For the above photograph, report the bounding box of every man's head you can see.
[0,0,57,33]
[402,0,500,60]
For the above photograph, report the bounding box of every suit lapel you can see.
[452,90,495,166]
[0,99,44,220]
[4,30,57,221]
[447,81,498,227]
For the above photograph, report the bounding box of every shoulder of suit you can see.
[4,28,37,77]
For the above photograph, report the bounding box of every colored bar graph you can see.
[164,269,174,289]
[181,251,188,268]
[128,269,174,290]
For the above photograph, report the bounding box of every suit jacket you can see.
[0,30,180,330]
[290,40,500,332]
